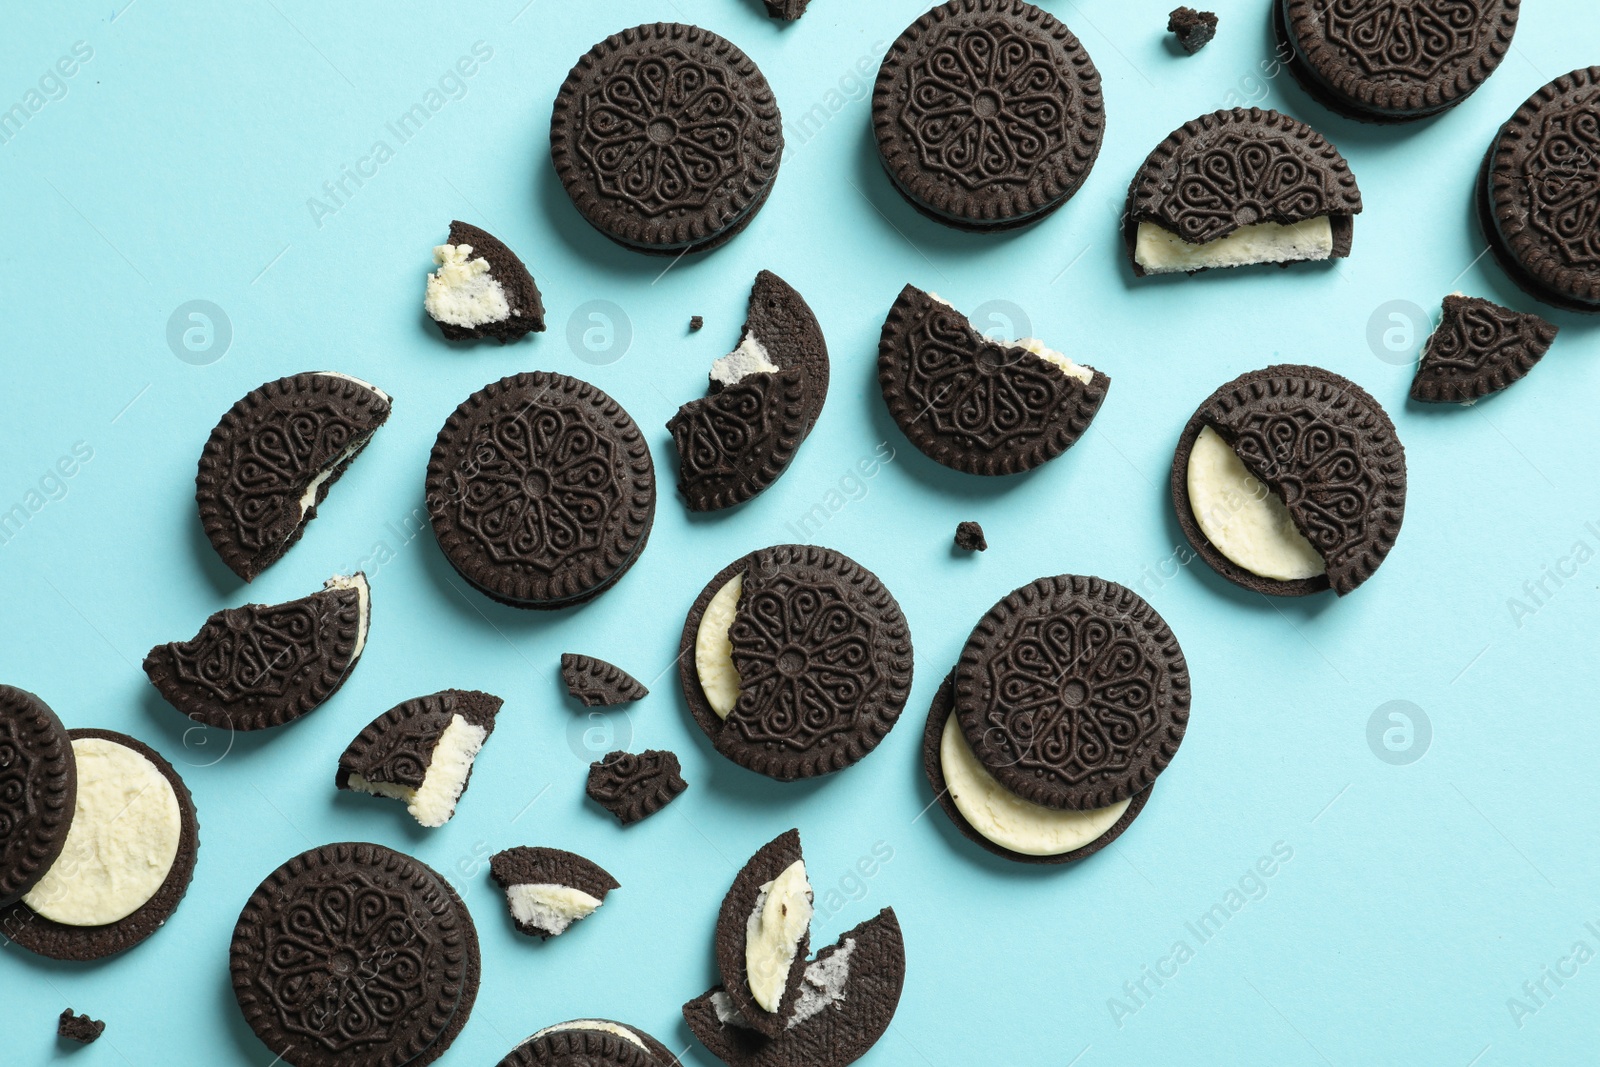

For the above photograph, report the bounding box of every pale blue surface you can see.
[1,1,1597,1064]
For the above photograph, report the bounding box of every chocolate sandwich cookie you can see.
[763,0,810,20]
[683,908,906,1067]
[57,1009,104,1044]
[551,23,783,255]
[955,575,1190,811]
[143,573,369,731]
[1171,365,1407,596]
[1480,67,1600,311]
[1,729,199,961]
[497,1027,662,1067]
[561,654,648,706]
[878,286,1108,476]
[679,545,913,781]
[1411,294,1558,403]
[668,271,829,511]
[873,0,1103,231]
[1125,108,1363,277]
[922,671,1150,864]
[489,847,619,939]
[231,842,479,1067]
[426,372,655,609]
[0,686,74,908]
[337,689,503,828]
[715,830,812,1037]
[198,372,391,582]
[586,749,687,825]
[1279,0,1519,123]
[425,220,545,343]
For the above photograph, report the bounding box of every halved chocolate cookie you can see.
[489,847,619,939]
[586,749,687,825]
[1125,108,1363,276]
[1411,294,1557,403]
[679,545,913,781]
[337,689,503,827]
[197,372,391,582]
[0,686,74,908]
[561,654,648,706]
[425,220,545,343]
[143,573,369,731]
[715,830,812,1038]
[878,285,1108,475]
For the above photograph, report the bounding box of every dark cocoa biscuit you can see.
[920,670,1150,864]
[336,689,503,827]
[873,0,1103,231]
[489,846,619,939]
[1480,67,1600,311]
[1278,0,1519,123]
[197,372,391,583]
[57,1009,105,1043]
[550,23,783,256]
[877,285,1108,476]
[426,220,545,344]
[561,654,648,706]
[426,372,655,609]
[0,730,199,961]
[0,686,74,908]
[497,1027,662,1067]
[1124,108,1363,276]
[1411,294,1558,403]
[586,749,687,825]
[1170,364,1407,596]
[1167,7,1217,54]
[954,575,1190,811]
[143,574,369,731]
[230,842,479,1067]
[714,830,810,1038]
[953,522,986,552]
[683,908,905,1067]
[678,545,914,782]
[763,0,810,20]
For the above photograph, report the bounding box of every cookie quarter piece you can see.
[873,0,1103,231]
[586,749,687,825]
[143,573,370,731]
[0,686,75,909]
[715,830,813,1038]
[560,654,648,707]
[1411,294,1557,403]
[197,372,391,582]
[337,689,503,827]
[425,220,545,343]
[1125,108,1363,276]
[489,847,619,940]
[551,23,783,255]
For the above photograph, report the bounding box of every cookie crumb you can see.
[58,1010,104,1044]
[763,0,810,20]
[689,315,704,332]
[954,522,987,552]
[1167,7,1217,54]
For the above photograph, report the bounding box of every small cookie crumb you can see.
[689,315,704,332]
[954,522,987,552]
[763,0,810,20]
[58,1010,105,1044]
[1167,7,1217,54]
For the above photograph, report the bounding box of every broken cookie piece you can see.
[57,1009,105,1044]
[763,0,810,20]
[586,749,687,825]
[1411,294,1557,404]
[1167,7,1217,53]
[953,522,986,552]
[714,830,813,1038]
[560,653,648,707]
[336,689,502,827]
[424,220,545,344]
[489,847,619,940]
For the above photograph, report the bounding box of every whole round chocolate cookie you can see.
[679,545,913,781]
[873,0,1103,231]
[1278,0,1520,122]
[0,686,75,908]
[1171,365,1407,597]
[1480,67,1600,311]
[550,23,783,255]
[954,576,1190,811]
[230,842,480,1067]
[426,372,655,609]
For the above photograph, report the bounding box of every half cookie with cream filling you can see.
[424,220,545,344]
[1171,364,1406,596]
[143,573,369,731]
[877,285,1108,475]
[489,847,618,940]
[337,689,502,827]
[197,371,391,582]
[1125,108,1362,277]
[714,830,814,1037]
[496,1020,683,1067]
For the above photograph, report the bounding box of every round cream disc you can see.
[1186,425,1324,581]
[695,572,744,719]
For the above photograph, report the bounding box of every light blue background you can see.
[1,1,1597,1064]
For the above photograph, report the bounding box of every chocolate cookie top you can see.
[586,749,687,825]
[873,0,1103,230]
[337,689,502,792]
[1280,0,1519,121]
[1481,67,1600,311]
[1411,294,1558,403]
[550,23,783,255]
[1172,365,1407,596]
[231,843,479,1067]
[143,574,368,731]
[954,575,1190,811]
[427,220,545,344]
[669,370,811,512]
[561,654,649,706]
[490,847,619,901]
[878,286,1108,476]
[0,687,74,908]
[198,372,391,582]
[426,372,655,608]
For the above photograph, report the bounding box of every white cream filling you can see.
[530,1020,646,1051]
[790,938,855,1028]
[710,992,749,1028]
[941,713,1129,856]
[23,738,182,926]
[745,859,813,1013]
[695,572,744,719]
[296,437,363,520]
[425,243,512,328]
[1187,425,1325,581]
[710,334,779,387]
[1134,218,1335,274]
[505,883,602,936]
[345,713,487,827]
[323,572,370,658]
